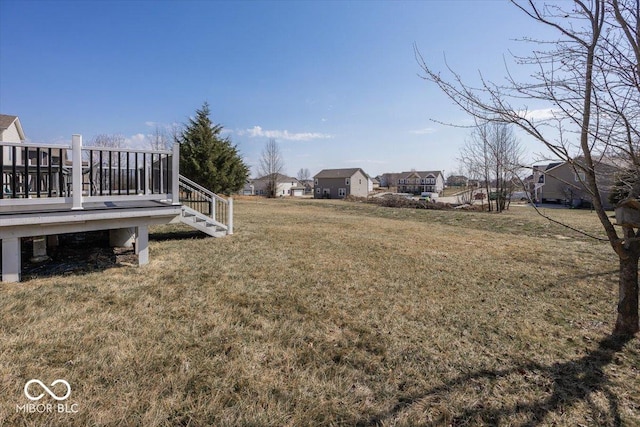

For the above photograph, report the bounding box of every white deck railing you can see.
[0,135,179,210]
[179,174,233,234]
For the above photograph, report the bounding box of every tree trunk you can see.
[615,252,640,336]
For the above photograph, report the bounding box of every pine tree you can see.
[178,103,249,195]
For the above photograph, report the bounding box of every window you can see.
[575,172,586,182]
[345,178,350,185]
[338,188,346,197]
[359,179,361,184]
[316,187,321,194]
[314,178,318,186]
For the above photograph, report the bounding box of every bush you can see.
[344,195,451,210]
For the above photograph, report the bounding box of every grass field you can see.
[1,198,639,426]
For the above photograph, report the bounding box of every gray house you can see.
[533,158,617,208]
[314,168,370,199]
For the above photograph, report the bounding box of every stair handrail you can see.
[178,175,229,204]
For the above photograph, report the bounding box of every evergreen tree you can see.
[178,103,249,195]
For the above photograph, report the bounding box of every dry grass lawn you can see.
[1,198,639,426]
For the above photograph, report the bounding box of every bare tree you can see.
[90,134,125,148]
[146,125,173,151]
[417,0,639,335]
[258,138,285,198]
[297,168,311,182]
[459,121,525,211]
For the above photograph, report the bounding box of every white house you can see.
[0,114,25,143]
[250,173,302,197]
[1,114,26,167]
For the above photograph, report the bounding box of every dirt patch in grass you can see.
[1,198,638,426]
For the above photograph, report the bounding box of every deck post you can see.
[2,238,21,283]
[227,197,233,235]
[171,143,180,205]
[71,134,84,210]
[30,236,49,263]
[109,228,135,248]
[135,225,149,266]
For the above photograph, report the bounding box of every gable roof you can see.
[314,168,369,179]
[0,114,26,141]
[398,170,443,179]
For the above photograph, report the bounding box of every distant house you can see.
[290,186,306,197]
[242,180,255,196]
[379,172,400,189]
[396,170,445,195]
[446,174,468,187]
[371,176,381,189]
[533,158,617,208]
[298,179,314,195]
[250,173,302,197]
[314,168,370,199]
[0,114,25,143]
[1,114,26,167]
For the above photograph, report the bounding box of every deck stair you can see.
[178,175,233,238]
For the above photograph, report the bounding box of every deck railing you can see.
[179,175,233,233]
[0,135,180,210]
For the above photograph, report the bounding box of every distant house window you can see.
[399,179,405,184]
[316,187,321,194]
[315,179,318,186]
[575,172,586,182]
[538,175,545,184]
[359,179,361,184]
[338,188,346,197]
[345,178,350,185]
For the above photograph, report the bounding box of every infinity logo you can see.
[24,379,71,401]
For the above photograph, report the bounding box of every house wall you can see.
[539,162,615,208]
[350,170,369,197]
[1,121,25,166]
[0,123,23,143]
[397,173,444,194]
[252,179,298,196]
[435,174,445,193]
[314,177,349,199]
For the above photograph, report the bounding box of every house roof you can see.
[533,162,562,172]
[314,168,369,179]
[0,114,26,141]
[398,170,443,179]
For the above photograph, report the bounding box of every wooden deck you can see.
[1,136,232,282]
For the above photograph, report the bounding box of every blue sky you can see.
[0,0,558,178]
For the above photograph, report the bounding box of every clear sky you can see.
[0,0,559,178]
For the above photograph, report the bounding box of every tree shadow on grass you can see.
[363,334,635,426]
